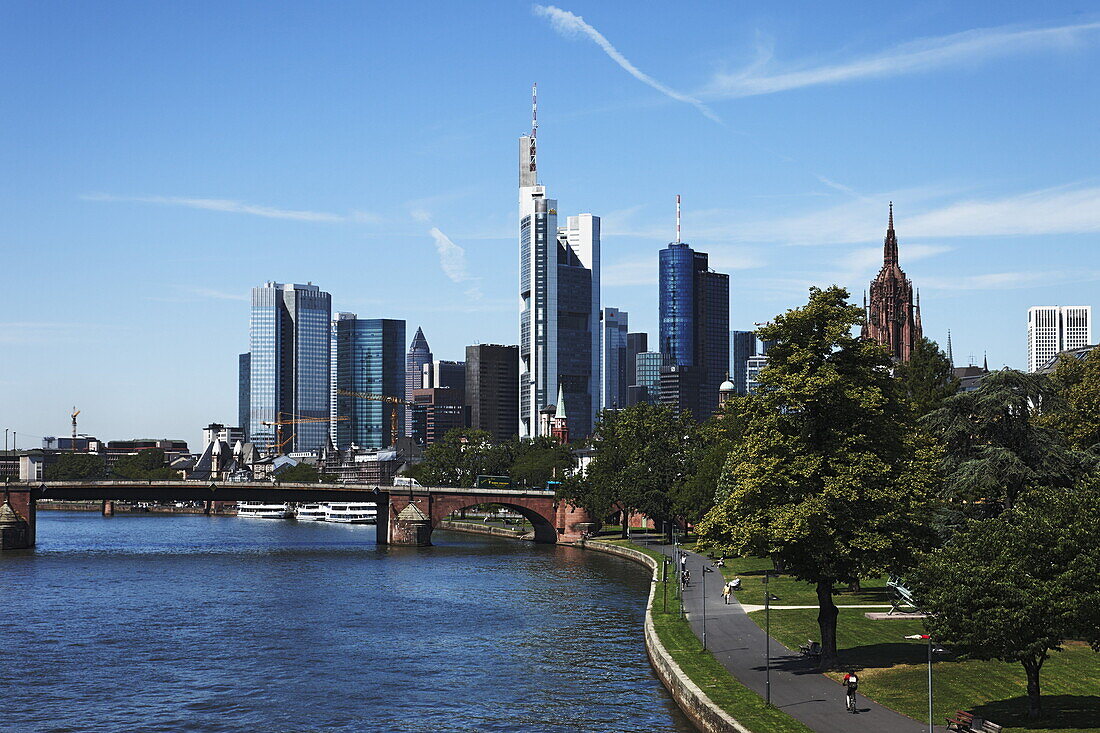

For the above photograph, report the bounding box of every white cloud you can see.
[81,193,378,223]
[921,270,1100,291]
[704,21,1100,98]
[428,226,483,300]
[533,4,721,123]
[904,185,1100,238]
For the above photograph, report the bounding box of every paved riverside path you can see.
[649,541,942,733]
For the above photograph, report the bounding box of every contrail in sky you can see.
[533,5,721,123]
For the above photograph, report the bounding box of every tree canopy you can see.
[557,403,695,537]
[44,452,107,480]
[111,448,178,480]
[1043,347,1100,454]
[911,482,1100,718]
[894,337,959,416]
[699,286,939,666]
[922,369,1089,522]
[406,428,513,487]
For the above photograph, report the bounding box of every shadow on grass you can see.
[836,642,948,671]
[973,695,1100,730]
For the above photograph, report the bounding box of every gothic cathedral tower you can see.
[862,203,923,361]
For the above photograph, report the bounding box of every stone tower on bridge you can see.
[862,203,923,362]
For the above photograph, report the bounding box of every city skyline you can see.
[4,2,1100,445]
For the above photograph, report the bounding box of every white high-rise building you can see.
[1028,306,1092,372]
[518,85,600,439]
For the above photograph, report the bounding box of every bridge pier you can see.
[101,500,114,517]
[1,487,35,550]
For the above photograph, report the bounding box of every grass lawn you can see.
[748,607,1100,733]
[594,539,813,733]
[707,554,892,607]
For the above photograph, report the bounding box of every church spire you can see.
[884,201,898,265]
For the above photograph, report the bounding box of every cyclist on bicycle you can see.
[842,670,859,713]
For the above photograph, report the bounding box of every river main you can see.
[2,512,693,732]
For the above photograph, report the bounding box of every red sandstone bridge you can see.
[0,481,592,550]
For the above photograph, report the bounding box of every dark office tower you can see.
[410,387,466,446]
[405,327,433,436]
[238,352,251,440]
[625,333,648,387]
[658,199,730,420]
[249,282,332,452]
[659,364,704,417]
[422,360,466,398]
[601,308,629,411]
[333,316,406,449]
[729,331,756,395]
[466,344,519,443]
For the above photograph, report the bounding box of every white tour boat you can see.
[324,503,378,524]
[295,504,327,521]
[236,502,294,519]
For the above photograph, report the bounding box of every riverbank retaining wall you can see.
[437,519,530,540]
[440,519,751,733]
[37,502,236,516]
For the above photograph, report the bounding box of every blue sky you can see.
[3,1,1099,448]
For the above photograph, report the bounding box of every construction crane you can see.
[261,413,347,456]
[70,407,80,450]
[335,389,412,446]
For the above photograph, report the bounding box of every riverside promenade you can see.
[653,542,942,733]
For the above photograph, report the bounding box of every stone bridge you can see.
[0,481,593,550]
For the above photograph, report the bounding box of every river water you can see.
[2,512,693,732]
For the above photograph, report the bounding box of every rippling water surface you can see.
[2,512,693,732]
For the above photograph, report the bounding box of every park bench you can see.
[946,710,1003,732]
[798,640,820,659]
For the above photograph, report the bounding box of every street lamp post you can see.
[905,634,934,733]
[763,572,779,706]
[701,565,715,650]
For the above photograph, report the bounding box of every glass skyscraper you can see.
[238,352,250,439]
[405,327,433,436]
[248,282,331,453]
[601,307,629,411]
[658,242,729,420]
[518,100,600,440]
[633,351,663,405]
[730,331,757,395]
[331,315,406,449]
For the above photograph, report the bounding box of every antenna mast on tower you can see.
[529,83,538,182]
[676,194,681,244]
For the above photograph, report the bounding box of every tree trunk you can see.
[816,580,839,669]
[620,509,628,539]
[1022,655,1045,718]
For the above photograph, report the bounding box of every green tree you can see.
[44,452,108,480]
[406,428,511,487]
[923,369,1089,521]
[1044,347,1100,453]
[570,403,694,538]
[509,436,572,488]
[699,286,939,667]
[111,448,178,480]
[894,337,959,415]
[275,462,336,483]
[675,397,752,525]
[911,483,1100,718]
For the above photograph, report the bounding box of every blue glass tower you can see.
[332,315,406,449]
[658,240,729,420]
[249,282,331,453]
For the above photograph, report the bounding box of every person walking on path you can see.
[722,581,732,605]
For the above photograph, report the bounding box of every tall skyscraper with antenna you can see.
[518,85,600,439]
[658,196,729,421]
